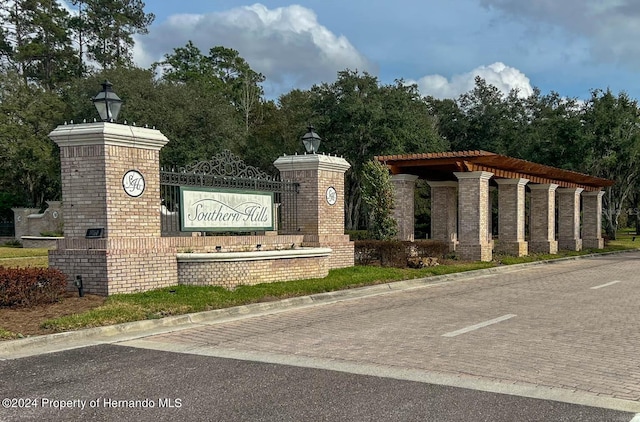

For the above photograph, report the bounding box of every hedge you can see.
[0,266,67,307]
[354,240,449,267]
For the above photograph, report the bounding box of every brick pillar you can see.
[582,190,605,249]
[454,171,493,261]
[557,187,583,251]
[390,174,418,241]
[495,178,529,256]
[48,122,176,296]
[49,123,169,239]
[274,153,354,268]
[529,184,558,254]
[426,181,458,251]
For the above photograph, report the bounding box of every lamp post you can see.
[92,80,123,122]
[301,125,321,153]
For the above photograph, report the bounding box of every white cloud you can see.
[134,3,374,97]
[479,0,640,68]
[409,62,533,99]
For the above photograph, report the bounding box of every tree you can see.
[63,67,246,168]
[208,46,265,133]
[0,0,81,88]
[0,70,64,207]
[156,80,246,168]
[70,0,154,69]
[152,41,216,85]
[519,89,587,169]
[580,89,640,239]
[425,96,466,150]
[155,43,265,133]
[427,77,542,158]
[452,76,517,153]
[240,90,314,173]
[311,70,447,229]
[361,160,397,240]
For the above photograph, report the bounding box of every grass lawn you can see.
[0,247,49,268]
[608,228,640,249]
[39,262,496,332]
[0,233,637,338]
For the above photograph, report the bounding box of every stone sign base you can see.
[177,248,331,289]
[49,234,340,296]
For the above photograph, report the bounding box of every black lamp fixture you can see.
[301,124,321,154]
[92,80,123,122]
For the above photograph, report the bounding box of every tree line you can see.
[1,0,639,239]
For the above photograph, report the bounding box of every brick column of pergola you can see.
[582,190,605,249]
[557,187,583,251]
[426,181,458,251]
[495,178,528,256]
[454,171,493,261]
[529,184,559,254]
[390,174,419,241]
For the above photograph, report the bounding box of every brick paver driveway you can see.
[122,251,640,410]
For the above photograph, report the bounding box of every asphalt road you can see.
[0,344,636,422]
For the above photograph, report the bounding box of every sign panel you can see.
[180,187,274,232]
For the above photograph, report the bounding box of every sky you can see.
[64,0,640,101]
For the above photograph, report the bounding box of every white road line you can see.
[590,280,622,290]
[629,413,640,422]
[442,314,516,338]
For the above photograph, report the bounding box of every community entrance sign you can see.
[47,122,354,295]
[180,187,274,232]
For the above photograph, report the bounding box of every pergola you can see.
[376,150,614,262]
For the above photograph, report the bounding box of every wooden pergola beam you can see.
[375,150,612,191]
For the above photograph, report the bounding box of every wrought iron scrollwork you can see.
[178,150,274,180]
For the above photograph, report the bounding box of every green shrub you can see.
[0,266,67,307]
[361,160,397,240]
[3,240,22,248]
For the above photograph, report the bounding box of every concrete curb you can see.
[1,248,637,357]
